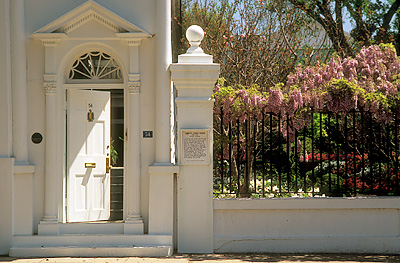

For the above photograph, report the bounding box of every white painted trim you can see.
[36,41,133,230]
[13,165,35,175]
[64,84,124,89]
[155,0,172,164]
[148,164,180,174]
[61,44,128,82]
[33,1,151,36]
[214,197,400,210]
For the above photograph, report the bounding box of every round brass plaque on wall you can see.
[31,132,43,144]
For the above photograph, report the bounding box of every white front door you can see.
[67,89,111,222]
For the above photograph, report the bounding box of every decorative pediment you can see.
[32,0,151,39]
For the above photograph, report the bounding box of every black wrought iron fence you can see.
[213,109,400,197]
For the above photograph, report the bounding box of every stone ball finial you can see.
[186,25,204,42]
[186,25,204,54]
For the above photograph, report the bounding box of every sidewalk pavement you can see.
[1,254,400,263]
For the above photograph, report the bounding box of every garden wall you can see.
[213,198,400,253]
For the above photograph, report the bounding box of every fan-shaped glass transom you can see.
[68,52,123,83]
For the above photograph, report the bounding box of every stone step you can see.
[10,234,173,257]
[12,234,172,248]
[10,246,172,258]
[59,222,124,235]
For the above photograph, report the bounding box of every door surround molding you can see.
[32,1,151,235]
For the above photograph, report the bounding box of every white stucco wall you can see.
[0,158,14,255]
[214,198,400,253]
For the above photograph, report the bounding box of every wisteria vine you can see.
[214,44,400,141]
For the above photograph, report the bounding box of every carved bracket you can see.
[32,33,67,47]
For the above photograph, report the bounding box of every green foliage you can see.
[289,0,400,57]
[110,138,118,166]
[326,79,364,100]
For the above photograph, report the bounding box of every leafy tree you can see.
[288,0,400,57]
[181,0,333,90]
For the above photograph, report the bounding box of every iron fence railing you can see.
[213,110,400,197]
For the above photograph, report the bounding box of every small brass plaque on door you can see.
[85,163,96,168]
[87,103,94,122]
[87,109,95,122]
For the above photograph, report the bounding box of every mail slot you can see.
[85,163,96,168]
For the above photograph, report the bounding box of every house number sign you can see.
[181,129,210,165]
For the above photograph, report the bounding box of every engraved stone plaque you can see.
[181,129,210,165]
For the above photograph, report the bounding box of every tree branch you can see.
[376,0,400,42]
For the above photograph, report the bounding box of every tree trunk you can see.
[171,0,182,63]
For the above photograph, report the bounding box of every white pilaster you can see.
[10,0,28,163]
[0,0,12,157]
[38,80,59,235]
[33,36,65,235]
[170,25,220,253]
[125,78,144,234]
[155,0,172,164]
[118,39,144,234]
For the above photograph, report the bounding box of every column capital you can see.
[43,81,56,95]
[128,73,141,94]
[128,81,141,94]
[128,73,141,82]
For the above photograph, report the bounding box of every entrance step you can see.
[59,222,124,235]
[10,234,173,258]
[10,246,172,258]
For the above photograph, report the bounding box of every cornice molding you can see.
[32,1,152,38]
[60,11,125,34]
[116,33,152,46]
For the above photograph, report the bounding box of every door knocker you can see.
[87,103,95,122]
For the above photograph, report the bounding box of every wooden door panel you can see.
[67,89,110,222]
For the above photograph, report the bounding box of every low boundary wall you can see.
[214,198,400,254]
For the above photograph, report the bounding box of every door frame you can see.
[38,41,145,236]
[61,46,129,223]
[59,46,132,225]
[32,1,150,235]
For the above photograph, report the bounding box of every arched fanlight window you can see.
[68,51,123,83]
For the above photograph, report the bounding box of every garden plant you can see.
[213,44,400,198]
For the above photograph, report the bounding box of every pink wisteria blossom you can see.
[214,44,400,140]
